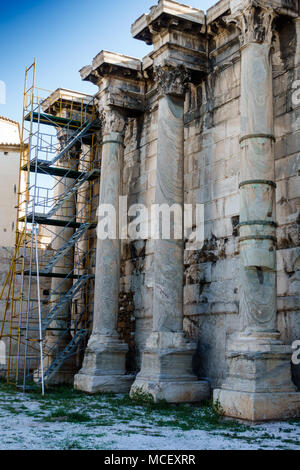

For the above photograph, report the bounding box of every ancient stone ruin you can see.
[1,0,300,422]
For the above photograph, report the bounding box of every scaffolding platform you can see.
[18,214,86,229]
[23,271,95,280]
[24,111,101,132]
[21,161,101,180]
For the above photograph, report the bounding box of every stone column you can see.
[72,143,91,324]
[130,66,210,403]
[238,8,277,340]
[74,105,134,393]
[214,1,300,421]
[36,131,79,385]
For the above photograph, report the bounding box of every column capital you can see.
[226,1,276,47]
[154,65,190,98]
[98,105,126,136]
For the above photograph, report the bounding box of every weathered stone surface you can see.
[75,374,134,394]
[213,389,300,421]
[131,332,210,402]
[74,336,134,393]
[213,0,300,420]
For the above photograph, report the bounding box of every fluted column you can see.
[92,108,124,339]
[131,66,209,403]
[150,66,187,341]
[214,0,300,421]
[74,105,134,393]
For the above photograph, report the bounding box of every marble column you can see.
[214,1,300,421]
[74,106,134,393]
[239,23,277,340]
[130,66,210,403]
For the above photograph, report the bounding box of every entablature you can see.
[131,0,205,45]
[79,51,145,115]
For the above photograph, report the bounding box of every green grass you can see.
[45,407,91,423]
[0,378,299,450]
[0,379,252,438]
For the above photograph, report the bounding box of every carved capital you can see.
[98,105,126,135]
[226,2,276,47]
[154,65,190,98]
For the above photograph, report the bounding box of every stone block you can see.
[288,175,300,199]
[213,123,226,143]
[212,217,234,238]
[132,378,210,403]
[213,389,300,421]
[211,161,226,182]
[130,340,210,403]
[205,199,224,221]
[275,153,299,180]
[74,336,131,394]
[287,131,300,156]
[226,116,240,138]
[212,176,238,200]
[211,258,239,282]
[74,374,134,394]
[195,185,211,204]
[224,193,240,217]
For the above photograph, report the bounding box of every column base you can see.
[75,373,134,394]
[213,389,300,422]
[131,377,210,404]
[130,332,210,403]
[74,334,132,394]
[213,333,300,421]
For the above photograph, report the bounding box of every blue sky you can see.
[0,0,215,123]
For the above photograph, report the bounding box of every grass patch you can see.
[5,405,20,414]
[45,407,91,423]
[0,379,299,450]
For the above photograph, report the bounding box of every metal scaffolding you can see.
[0,60,101,393]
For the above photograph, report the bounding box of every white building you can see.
[0,116,21,247]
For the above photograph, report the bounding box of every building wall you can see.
[0,146,19,376]
[118,16,300,389]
